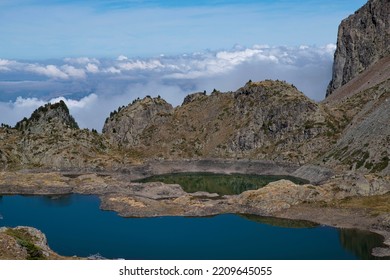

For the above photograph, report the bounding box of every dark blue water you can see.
[0,195,384,260]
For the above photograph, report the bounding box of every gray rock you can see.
[103,96,173,148]
[327,0,390,96]
[292,165,334,184]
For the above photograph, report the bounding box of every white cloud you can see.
[103,66,121,74]
[61,65,86,79]
[0,59,13,71]
[117,59,164,71]
[14,96,45,108]
[26,64,69,79]
[117,55,128,61]
[0,44,336,130]
[50,94,98,109]
[86,63,99,73]
[64,57,100,65]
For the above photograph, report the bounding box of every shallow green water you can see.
[135,172,309,195]
[0,194,387,260]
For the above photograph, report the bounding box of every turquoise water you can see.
[0,194,385,260]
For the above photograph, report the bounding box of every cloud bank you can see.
[0,44,335,130]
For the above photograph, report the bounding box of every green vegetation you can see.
[5,228,46,260]
[0,123,11,129]
[372,156,389,173]
[356,151,370,169]
[135,172,309,196]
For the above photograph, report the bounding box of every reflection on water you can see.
[0,194,387,260]
[241,214,318,228]
[339,228,390,260]
[136,172,309,195]
[41,195,73,207]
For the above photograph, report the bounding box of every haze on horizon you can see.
[0,0,367,130]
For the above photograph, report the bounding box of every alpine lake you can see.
[0,173,387,260]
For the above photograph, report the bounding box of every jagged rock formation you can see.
[326,0,390,96]
[103,80,338,164]
[15,100,79,133]
[1,102,117,170]
[102,96,173,148]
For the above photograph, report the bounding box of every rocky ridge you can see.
[102,96,173,148]
[103,80,335,164]
[0,75,389,176]
[326,0,390,96]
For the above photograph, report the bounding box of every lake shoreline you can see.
[1,162,389,258]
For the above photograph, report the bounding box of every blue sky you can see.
[0,0,366,59]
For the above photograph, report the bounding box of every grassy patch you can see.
[356,151,370,169]
[5,228,46,260]
[372,156,389,173]
[337,194,390,216]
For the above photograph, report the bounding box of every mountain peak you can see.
[15,100,79,133]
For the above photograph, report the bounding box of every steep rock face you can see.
[103,80,336,164]
[326,0,390,97]
[103,96,173,148]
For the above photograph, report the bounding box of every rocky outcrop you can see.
[326,0,390,96]
[0,101,123,171]
[182,91,207,105]
[102,96,173,148]
[102,80,335,164]
[234,180,335,214]
[15,100,79,133]
[0,226,75,260]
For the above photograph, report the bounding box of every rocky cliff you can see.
[103,80,337,164]
[326,0,390,96]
